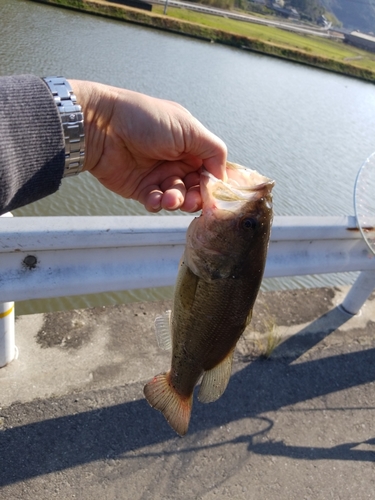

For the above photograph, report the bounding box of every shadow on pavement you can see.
[1,307,375,486]
[271,305,353,363]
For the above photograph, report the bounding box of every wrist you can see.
[68,80,116,174]
[43,77,85,177]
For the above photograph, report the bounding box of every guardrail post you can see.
[0,212,16,367]
[340,270,375,315]
[0,302,16,368]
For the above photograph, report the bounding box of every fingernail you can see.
[149,193,162,210]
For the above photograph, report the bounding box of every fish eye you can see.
[242,217,258,230]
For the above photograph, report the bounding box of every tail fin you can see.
[144,373,192,436]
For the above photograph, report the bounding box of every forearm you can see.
[0,75,227,216]
[0,74,65,215]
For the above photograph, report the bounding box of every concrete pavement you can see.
[1,286,375,499]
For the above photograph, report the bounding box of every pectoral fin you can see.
[154,310,172,350]
[198,349,234,403]
[245,309,253,327]
[176,261,199,311]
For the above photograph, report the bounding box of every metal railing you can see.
[1,215,375,366]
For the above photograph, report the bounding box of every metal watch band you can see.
[43,76,85,177]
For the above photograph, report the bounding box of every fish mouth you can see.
[201,163,274,214]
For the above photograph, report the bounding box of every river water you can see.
[1,0,375,314]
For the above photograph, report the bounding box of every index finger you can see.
[202,137,228,182]
[184,118,228,181]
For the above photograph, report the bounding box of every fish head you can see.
[185,162,274,281]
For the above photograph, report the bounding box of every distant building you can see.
[271,3,300,19]
[318,15,330,27]
[344,31,375,53]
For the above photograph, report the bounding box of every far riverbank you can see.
[30,0,375,83]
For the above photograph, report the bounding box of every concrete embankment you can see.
[1,285,375,499]
[30,0,375,83]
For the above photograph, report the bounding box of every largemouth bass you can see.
[144,162,274,436]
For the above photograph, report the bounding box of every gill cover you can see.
[185,162,274,281]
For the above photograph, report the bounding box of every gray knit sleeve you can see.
[0,74,65,215]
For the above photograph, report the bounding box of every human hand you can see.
[69,80,227,213]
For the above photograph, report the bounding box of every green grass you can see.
[154,5,375,74]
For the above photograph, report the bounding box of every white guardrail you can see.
[1,215,375,367]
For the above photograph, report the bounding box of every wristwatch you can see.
[43,76,85,177]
